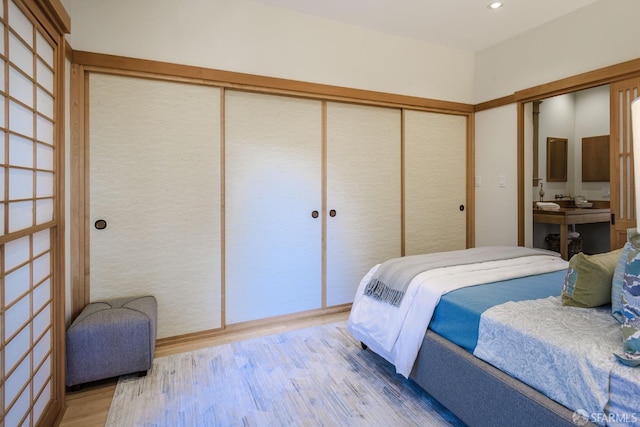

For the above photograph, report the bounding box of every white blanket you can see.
[347,250,568,377]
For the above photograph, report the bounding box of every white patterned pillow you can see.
[616,239,640,367]
[611,229,637,323]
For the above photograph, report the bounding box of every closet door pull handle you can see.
[311,210,319,218]
[329,209,337,217]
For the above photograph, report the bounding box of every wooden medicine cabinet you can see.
[582,135,610,182]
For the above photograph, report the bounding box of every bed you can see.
[347,246,640,427]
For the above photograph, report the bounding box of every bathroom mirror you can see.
[546,137,567,182]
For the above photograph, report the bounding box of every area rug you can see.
[106,321,464,426]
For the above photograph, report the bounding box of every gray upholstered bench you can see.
[66,295,157,388]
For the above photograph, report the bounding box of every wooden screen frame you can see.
[0,0,69,425]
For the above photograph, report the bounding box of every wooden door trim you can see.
[73,50,474,115]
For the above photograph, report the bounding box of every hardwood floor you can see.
[58,310,350,426]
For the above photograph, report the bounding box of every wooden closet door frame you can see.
[69,52,475,334]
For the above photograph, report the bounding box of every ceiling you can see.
[251,0,599,52]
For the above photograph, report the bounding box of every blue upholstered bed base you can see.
[409,270,598,426]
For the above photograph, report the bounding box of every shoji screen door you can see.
[2,0,62,425]
[325,102,401,306]
[88,74,222,339]
[610,76,640,249]
[225,90,322,324]
[404,110,467,255]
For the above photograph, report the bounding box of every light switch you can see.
[499,175,506,188]
[475,176,482,187]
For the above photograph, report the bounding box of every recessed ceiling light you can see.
[488,2,503,9]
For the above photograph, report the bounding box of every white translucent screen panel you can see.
[4,355,31,420]
[5,326,29,373]
[9,133,32,167]
[404,110,467,255]
[9,100,33,137]
[89,74,222,338]
[36,171,53,197]
[32,252,50,284]
[225,90,322,324]
[8,168,32,200]
[5,235,30,270]
[0,23,5,55]
[36,31,53,66]
[33,353,51,398]
[36,115,53,145]
[8,0,33,47]
[9,65,32,107]
[36,59,54,93]
[6,385,31,427]
[0,94,5,128]
[5,294,29,338]
[5,264,29,305]
[33,278,51,312]
[33,379,51,424]
[8,32,32,77]
[32,228,50,255]
[37,88,53,118]
[325,102,402,306]
[36,142,53,170]
[9,201,32,232]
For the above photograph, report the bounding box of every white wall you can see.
[61,0,639,250]
[474,0,640,247]
[474,0,640,103]
[61,0,474,104]
[474,105,519,246]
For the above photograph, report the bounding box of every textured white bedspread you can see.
[474,296,640,426]
[347,251,568,377]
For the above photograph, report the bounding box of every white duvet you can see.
[347,250,568,378]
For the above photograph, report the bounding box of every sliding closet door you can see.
[89,74,222,338]
[404,110,467,255]
[326,102,401,306]
[225,91,322,324]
